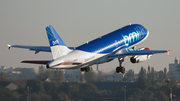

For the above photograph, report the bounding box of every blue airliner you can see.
[8,24,170,73]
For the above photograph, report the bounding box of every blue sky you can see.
[0,0,179,73]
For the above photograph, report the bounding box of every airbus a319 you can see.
[8,24,170,73]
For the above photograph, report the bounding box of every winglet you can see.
[7,44,11,50]
[166,50,170,55]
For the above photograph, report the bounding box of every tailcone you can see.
[46,64,50,68]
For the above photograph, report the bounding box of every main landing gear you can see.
[80,67,90,72]
[116,58,125,73]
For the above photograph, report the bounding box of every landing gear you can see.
[116,66,125,73]
[116,58,125,73]
[80,67,90,72]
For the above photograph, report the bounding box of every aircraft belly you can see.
[53,65,76,69]
[49,50,106,69]
[66,50,105,63]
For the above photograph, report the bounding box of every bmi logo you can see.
[52,40,59,45]
[121,28,140,45]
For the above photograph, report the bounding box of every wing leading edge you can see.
[108,47,170,59]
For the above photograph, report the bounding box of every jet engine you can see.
[130,47,152,63]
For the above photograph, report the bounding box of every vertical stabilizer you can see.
[46,25,72,59]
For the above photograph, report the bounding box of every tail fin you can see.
[46,25,72,59]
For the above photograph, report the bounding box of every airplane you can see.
[7,24,170,73]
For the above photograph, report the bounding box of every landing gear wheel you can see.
[85,67,90,72]
[116,67,121,73]
[80,67,90,72]
[81,68,85,71]
[116,66,125,73]
[121,67,125,73]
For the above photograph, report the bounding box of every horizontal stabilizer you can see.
[21,60,51,64]
[7,44,75,54]
[7,44,51,53]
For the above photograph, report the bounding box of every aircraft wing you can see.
[108,48,170,59]
[7,44,75,54]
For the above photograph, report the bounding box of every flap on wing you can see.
[108,48,170,59]
[21,60,51,64]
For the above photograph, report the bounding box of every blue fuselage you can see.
[76,24,148,54]
[47,24,149,69]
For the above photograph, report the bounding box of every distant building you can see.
[44,77,61,82]
[8,68,37,80]
[0,66,15,73]
[0,66,37,80]
[104,73,124,81]
[169,57,180,81]
[0,66,6,69]
[5,82,19,90]
[0,81,18,91]
[63,68,126,82]
[64,69,81,82]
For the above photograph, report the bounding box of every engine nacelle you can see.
[130,57,139,63]
[130,55,151,63]
[130,47,151,63]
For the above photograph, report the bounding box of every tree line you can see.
[0,66,180,101]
